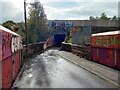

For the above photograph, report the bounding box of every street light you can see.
[24,0,28,54]
[24,0,38,56]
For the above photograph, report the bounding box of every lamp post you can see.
[24,0,28,54]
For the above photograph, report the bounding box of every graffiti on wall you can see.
[11,36,22,53]
[0,33,2,61]
[2,31,22,59]
[2,32,12,59]
[91,35,120,48]
[71,27,80,33]
[98,49,109,59]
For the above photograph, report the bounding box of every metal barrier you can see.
[61,30,120,70]
[0,25,54,89]
[0,26,22,89]
[91,31,120,69]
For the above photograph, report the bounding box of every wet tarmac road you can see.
[13,49,117,88]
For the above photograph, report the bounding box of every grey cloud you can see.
[0,2,24,23]
[65,2,118,17]
[2,11,24,23]
[0,1,118,22]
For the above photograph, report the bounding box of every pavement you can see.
[56,50,120,88]
[12,49,118,88]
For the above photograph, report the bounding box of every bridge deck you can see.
[12,48,118,88]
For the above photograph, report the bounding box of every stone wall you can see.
[61,42,91,60]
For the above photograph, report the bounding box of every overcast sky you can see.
[0,0,120,23]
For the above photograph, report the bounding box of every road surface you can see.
[12,49,117,88]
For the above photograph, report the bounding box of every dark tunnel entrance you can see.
[54,34,66,47]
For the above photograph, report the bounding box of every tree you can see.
[27,1,48,43]
[17,22,26,44]
[2,20,19,32]
[100,13,110,20]
[95,16,99,20]
[112,15,118,20]
[89,16,96,20]
[89,13,117,20]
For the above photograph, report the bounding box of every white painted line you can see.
[57,53,120,88]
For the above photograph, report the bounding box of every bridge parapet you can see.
[61,42,91,60]
[22,37,54,59]
[49,20,118,27]
[73,20,118,27]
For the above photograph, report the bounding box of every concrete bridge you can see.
[49,20,119,27]
[1,25,120,89]
[12,46,119,88]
